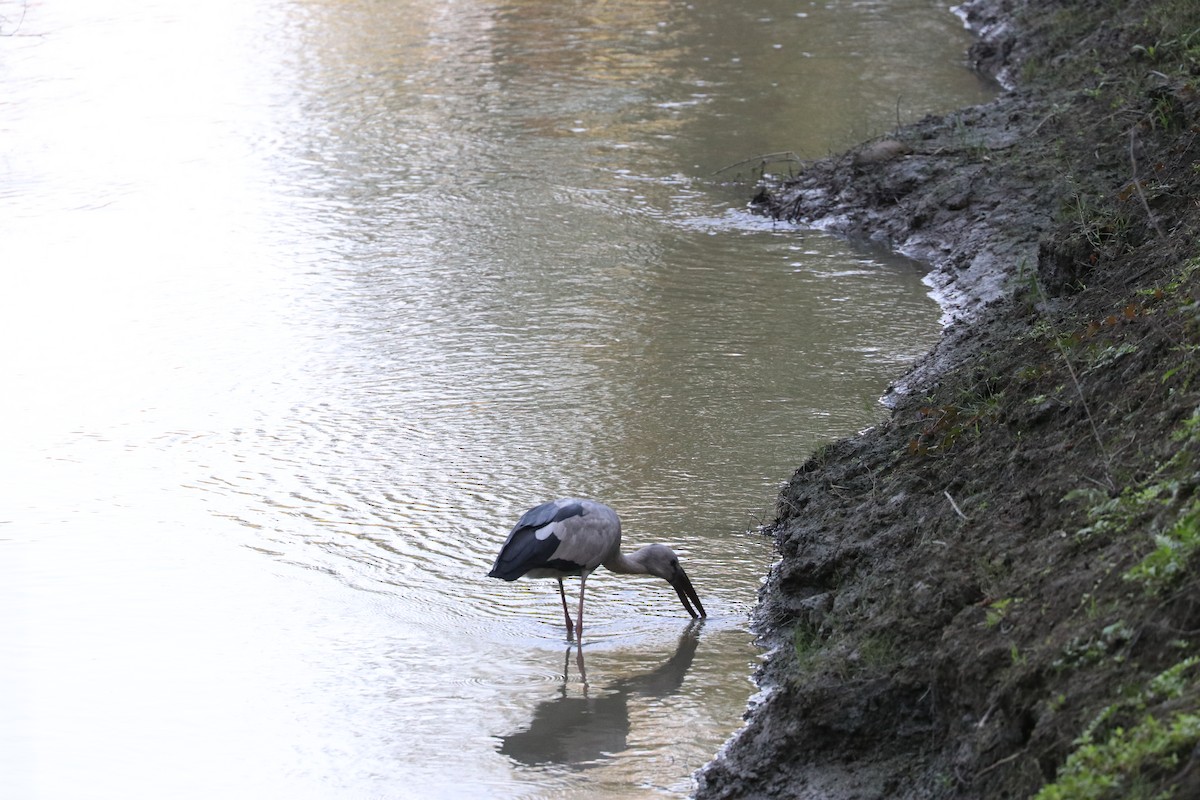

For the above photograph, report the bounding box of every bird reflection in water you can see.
[498,621,703,769]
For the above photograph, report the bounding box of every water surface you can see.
[0,0,992,796]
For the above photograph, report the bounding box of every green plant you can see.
[985,597,1021,629]
[1138,257,1200,300]
[1148,657,1200,699]
[1061,185,1133,257]
[1130,25,1200,70]
[1036,658,1200,799]
[1084,342,1138,374]
[1172,405,1200,442]
[906,395,1002,457]
[1036,712,1200,799]
[854,632,898,671]
[1054,621,1134,671]
[1066,484,1166,542]
[1066,470,1182,543]
[1123,501,1200,592]
[1011,643,1028,667]
[793,623,823,668]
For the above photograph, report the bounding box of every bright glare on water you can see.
[0,0,992,797]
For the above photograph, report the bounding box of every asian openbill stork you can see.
[487,498,705,640]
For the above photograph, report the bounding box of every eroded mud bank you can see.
[697,1,1200,797]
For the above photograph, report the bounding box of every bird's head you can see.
[634,544,706,619]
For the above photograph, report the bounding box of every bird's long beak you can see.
[670,568,706,619]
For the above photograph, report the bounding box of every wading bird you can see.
[487,498,706,640]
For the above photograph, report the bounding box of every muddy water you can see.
[0,0,991,797]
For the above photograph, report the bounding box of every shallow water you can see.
[0,0,992,796]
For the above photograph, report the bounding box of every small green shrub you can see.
[1036,712,1200,799]
[1123,503,1200,592]
[1036,658,1200,800]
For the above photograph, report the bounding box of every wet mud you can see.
[697,1,1200,797]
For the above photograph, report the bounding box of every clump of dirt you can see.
[696,1,1200,798]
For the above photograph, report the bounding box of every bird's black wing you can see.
[487,499,586,581]
[512,499,585,532]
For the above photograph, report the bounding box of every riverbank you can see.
[695,1,1200,797]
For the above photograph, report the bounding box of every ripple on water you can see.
[0,0,995,797]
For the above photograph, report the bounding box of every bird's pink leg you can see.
[575,573,588,641]
[575,646,588,689]
[557,578,575,640]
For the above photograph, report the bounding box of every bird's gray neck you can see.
[602,549,650,575]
